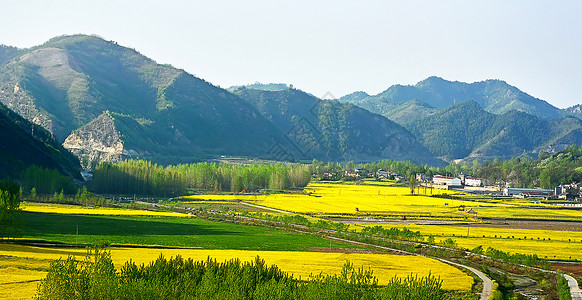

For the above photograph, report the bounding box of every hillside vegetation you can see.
[234,87,440,165]
[0,102,80,180]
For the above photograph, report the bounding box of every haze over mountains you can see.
[0,34,580,174]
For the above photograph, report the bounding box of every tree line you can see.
[92,160,312,196]
[37,249,446,300]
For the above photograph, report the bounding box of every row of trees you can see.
[92,160,312,196]
[20,165,77,195]
[37,249,446,300]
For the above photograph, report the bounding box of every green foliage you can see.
[21,165,77,195]
[557,276,572,300]
[0,103,80,180]
[92,160,312,196]
[0,180,21,238]
[484,247,549,268]
[360,225,422,241]
[37,250,446,299]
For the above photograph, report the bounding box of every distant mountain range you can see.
[404,100,582,160]
[0,35,444,169]
[339,76,565,120]
[1,34,580,174]
[336,77,582,161]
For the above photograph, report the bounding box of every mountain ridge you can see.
[339,76,563,120]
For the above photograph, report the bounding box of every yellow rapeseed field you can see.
[21,203,191,217]
[358,224,582,260]
[183,182,582,220]
[0,244,472,298]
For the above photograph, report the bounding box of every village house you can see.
[554,183,582,200]
[415,173,430,183]
[377,169,389,179]
[464,177,490,187]
[432,175,462,187]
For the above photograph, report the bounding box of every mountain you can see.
[564,104,582,119]
[233,86,442,165]
[0,45,21,67]
[0,35,284,167]
[405,100,582,161]
[340,76,563,121]
[228,83,289,92]
[339,91,370,103]
[0,102,80,179]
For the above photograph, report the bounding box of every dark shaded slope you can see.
[0,102,80,179]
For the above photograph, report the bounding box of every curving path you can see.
[325,236,493,300]
[563,274,582,300]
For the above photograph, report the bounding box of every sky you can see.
[1,0,580,108]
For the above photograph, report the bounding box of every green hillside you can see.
[0,45,21,66]
[234,87,441,165]
[0,35,283,165]
[341,76,562,120]
[406,100,582,161]
[0,102,80,180]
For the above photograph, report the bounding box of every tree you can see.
[409,175,417,195]
[0,180,21,238]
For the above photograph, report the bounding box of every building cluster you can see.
[324,167,581,201]
[554,183,582,201]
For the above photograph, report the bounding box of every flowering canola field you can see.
[22,203,190,217]
[360,223,582,261]
[0,244,472,299]
[183,182,581,220]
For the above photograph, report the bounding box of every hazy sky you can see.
[1,0,580,108]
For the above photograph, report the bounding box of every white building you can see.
[433,175,462,187]
[465,177,490,187]
[503,187,552,197]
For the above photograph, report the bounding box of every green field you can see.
[20,212,352,251]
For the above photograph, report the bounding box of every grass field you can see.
[0,244,473,299]
[19,211,352,251]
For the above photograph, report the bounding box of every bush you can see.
[37,249,446,299]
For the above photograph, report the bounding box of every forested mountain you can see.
[565,104,582,119]
[340,76,563,120]
[0,102,80,179]
[0,45,21,67]
[0,35,284,166]
[228,83,289,92]
[405,100,582,161]
[1,34,579,168]
[233,87,442,165]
